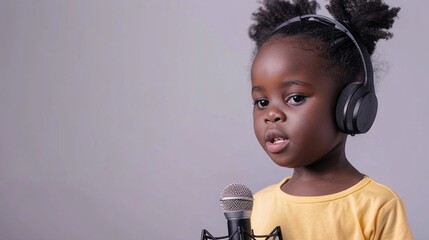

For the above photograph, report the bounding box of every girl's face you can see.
[251,37,346,168]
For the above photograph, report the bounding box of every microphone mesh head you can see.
[220,183,253,213]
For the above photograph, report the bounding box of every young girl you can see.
[248,0,413,239]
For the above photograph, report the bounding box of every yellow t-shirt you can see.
[251,176,413,240]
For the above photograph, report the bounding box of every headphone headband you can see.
[271,14,374,91]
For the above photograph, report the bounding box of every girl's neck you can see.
[281,141,364,196]
[282,162,363,196]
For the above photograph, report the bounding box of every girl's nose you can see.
[264,106,286,124]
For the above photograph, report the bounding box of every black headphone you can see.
[271,14,378,135]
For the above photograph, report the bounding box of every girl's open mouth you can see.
[266,137,289,153]
[264,129,289,153]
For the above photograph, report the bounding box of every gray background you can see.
[0,0,427,239]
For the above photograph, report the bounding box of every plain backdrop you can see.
[0,0,428,239]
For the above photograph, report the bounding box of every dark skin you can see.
[251,36,363,197]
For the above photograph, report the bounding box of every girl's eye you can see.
[254,99,269,109]
[286,95,306,106]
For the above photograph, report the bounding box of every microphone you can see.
[200,183,283,240]
[220,183,254,240]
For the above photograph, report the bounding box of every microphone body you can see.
[227,218,252,240]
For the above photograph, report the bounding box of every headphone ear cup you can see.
[336,82,361,134]
[352,90,378,134]
[336,82,378,135]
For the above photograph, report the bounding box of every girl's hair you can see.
[248,0,400,86]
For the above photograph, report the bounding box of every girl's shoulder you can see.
[355,176,403,203]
